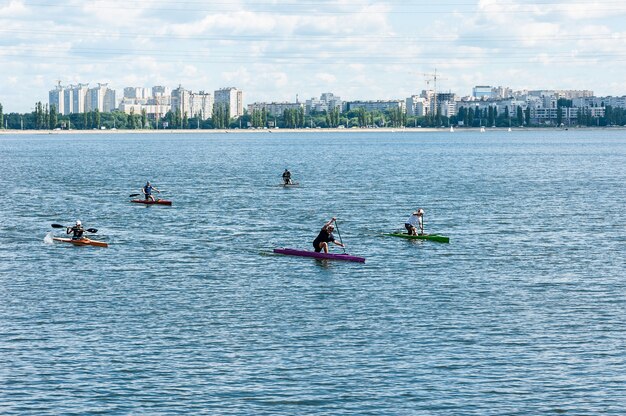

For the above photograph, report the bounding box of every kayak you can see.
[130,199,172,206]
[273,248,365,263]
[384,233,450,243]
[53,237,109,248]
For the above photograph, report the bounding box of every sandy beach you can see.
[2,126,619,135]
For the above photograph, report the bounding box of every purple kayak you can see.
[273,248,365,263]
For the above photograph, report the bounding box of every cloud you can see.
[81,0,145,26]
[0,0,28,17]
[182,65,199,78]
[1,0,626,112]
[315,73,336,83]
[222,67,252,86]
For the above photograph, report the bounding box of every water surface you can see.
[1,130,625,414]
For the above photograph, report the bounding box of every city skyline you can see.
[38,81,624,131]
[2,0,626,113]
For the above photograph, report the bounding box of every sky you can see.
[1,0,626,112]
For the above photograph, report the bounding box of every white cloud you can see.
[562,3,621,20]
[315,73,336,83]
[1,0,626,111]
[222,67,252,85]
[0,0,27,17]
[272,72,289,88]
[82,0,145,26]
[182,65,199,77]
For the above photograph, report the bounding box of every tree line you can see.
[1,101,626,130]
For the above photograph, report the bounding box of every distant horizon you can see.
[45,81,603,101]
[2,1,626,112]
[1,81,615,115]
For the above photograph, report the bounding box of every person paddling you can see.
[282,169,292,185]
[67,220,85,240]
[142,181,160,202]
[405,209,424,235]
[313,217,345,253]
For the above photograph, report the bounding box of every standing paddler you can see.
[313,217,345,253]
[282,169,293,185]
[405,209,424,235]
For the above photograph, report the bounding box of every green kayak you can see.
[384,233,450,243]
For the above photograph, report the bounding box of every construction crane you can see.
[423,69,445,122]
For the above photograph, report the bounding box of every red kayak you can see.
[130,199,172,206]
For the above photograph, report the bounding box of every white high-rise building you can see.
[305,97,328,114]
[190,91,213,120]
[171,85,191,117]
[49,82,66,115]
[63,86,74,115]
[320,92,343,111]
[118,85,174,119]
[152,85,171,97]
[50,81,116,114]
[87,83,116,112]
[123,87,151,101]
[214,87,244,118]
[406,95,429,116]
[151,86,172,106]
[305,92,343,114]
[72,83,90,114]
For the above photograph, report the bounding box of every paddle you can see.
[333,219,347,254]
[130,190,163,197]
[51,224,98,233]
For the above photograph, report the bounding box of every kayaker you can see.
[405,209,424,235]
[142,181,160,201]
[282,169,292,185]
[66,220,85,240]
[313,217,345,253]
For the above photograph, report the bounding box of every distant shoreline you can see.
[1,126,624,135]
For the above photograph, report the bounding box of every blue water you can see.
[1,130,625,414]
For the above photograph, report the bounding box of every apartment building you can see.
[214,87,244,118]
[248,102,304,116]
[49,82,115,114]
[87,83,116,113]
[171,86,191,117]
[305,92,343,114]
[48,83,65,114]
[406,96,429,116]
[189,91,213,119]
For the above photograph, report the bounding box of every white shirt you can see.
[406,214,422,229]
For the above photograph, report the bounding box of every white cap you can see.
[76,220,82,226]
[418,208,424,215]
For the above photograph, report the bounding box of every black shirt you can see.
[313,228,335,246]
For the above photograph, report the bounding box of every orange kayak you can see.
[130,199,172,206]
[53,237,108,248]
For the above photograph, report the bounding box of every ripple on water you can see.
[0,131,625,415]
